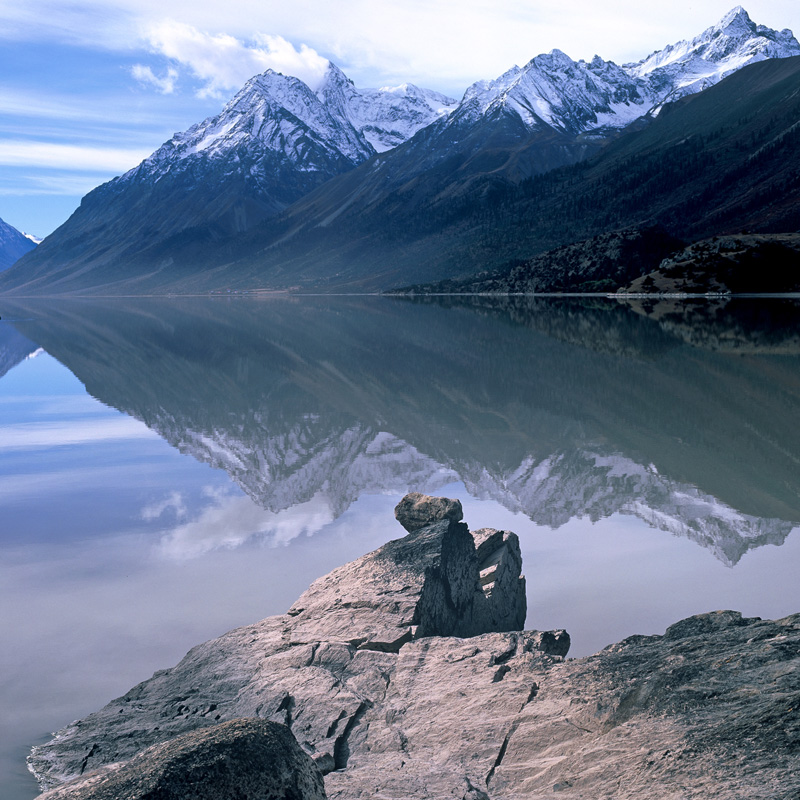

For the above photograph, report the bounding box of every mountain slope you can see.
[0,217,37,272]
[0,63,455,294]
[231,52,800,291]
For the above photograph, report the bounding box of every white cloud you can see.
[131,64,179,94]
[141,490,188,521]
[0,141,150,172]
[142,21,330,97]
[1,2,799,99]
[156,488,335,560]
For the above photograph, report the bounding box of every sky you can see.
[1,0,799,238]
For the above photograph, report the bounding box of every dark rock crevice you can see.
[333,701,370,771]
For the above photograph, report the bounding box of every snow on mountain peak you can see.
[450,6,800,139]
[100,7,799,223]
[717,5,753,33]
[628,6,800,98]
[122,59,459,181]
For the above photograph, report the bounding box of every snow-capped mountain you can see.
[454,50,652,138]
[2,61,457,279]
[4,5,799,294]
[122,61,455,192]
[84,6,799,232]
[343,83,458,152]
[443,6,800,140]
[0,216,38,272]
[630,5,800,102]
[0,61,456,282]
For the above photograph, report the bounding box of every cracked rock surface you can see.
[28,496,800,800]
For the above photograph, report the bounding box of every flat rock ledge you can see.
[29,495,800,800]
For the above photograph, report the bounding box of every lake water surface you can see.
[2,295,800,799]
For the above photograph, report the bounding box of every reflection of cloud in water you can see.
[154,488,335,560]
[141,491,187,522]
[0,418,156,450]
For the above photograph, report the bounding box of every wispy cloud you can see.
[141,21,330,97]
[0,89,141,124]
[142,490,188,521]
[0,174,111,196]
[155,487,334,560]
[131,64,179,94]
[0,141,150,172]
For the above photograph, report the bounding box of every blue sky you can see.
[1,0,798,238]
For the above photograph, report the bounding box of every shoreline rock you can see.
[35,719,326,800]
[29,495,800,800]
[619,233,800,294]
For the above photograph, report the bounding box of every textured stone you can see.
[35,719,325,800]
[28,496,800,800]
[29,497,526,791]
[394,491,463,532]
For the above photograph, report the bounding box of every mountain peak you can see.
[627,6,799,96]
[316,60,353,91]
[716,6,753,33]
[534,48,575,69]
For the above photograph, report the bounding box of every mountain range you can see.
[1,6,798,294]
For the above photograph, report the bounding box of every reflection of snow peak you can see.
[170,424,457,518]
[149,410,793,565]
[461,449,795,566]
[156,490,336,560]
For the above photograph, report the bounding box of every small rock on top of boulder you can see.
[394,491,463,532]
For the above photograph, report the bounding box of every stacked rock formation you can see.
[29,494,800,800]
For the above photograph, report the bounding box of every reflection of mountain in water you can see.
[4,296,799,564]
[616,296,800,354]
[0,322,38,379]
[463,448,794,566]
[174,422,457,519]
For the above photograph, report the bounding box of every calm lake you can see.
[2,294,800,799]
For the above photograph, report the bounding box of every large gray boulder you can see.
[28,495,800,800]
[35,718,325,800]
[285,516,525,646]
[29,496,528,791]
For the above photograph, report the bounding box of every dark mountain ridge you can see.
[230,54,800,293]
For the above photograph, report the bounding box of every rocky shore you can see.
[619,233,800,294]
[30,494,800,799]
